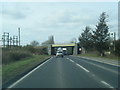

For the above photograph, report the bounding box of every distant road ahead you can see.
[8,56,119,88]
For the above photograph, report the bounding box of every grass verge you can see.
[2,55,50,85]
[78,53,120,61]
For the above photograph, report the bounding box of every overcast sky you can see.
[0,2,118,45]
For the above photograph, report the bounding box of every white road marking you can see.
[8,57,52,88]
[75,63,90,72]
[66,57,90,72]
[66,58,73,62]
[92,74,95,77]
[81,60,119,75]
[79,56,120,67]
[101,81,114,88]
[70,60,74,63]
[69,59,74,63]
[67,57,116,88]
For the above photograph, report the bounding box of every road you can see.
[8,56,119,88]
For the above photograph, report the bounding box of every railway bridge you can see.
[48,43,81,55]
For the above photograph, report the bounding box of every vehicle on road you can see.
[63,48,67,55]
[56,51,63,57]
[56,47,63,57]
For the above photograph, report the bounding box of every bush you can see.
[35,46,48,55]
[23,45,48,55]
[23,45,36,53]
[2,48,32,64]
[2,45,48,64]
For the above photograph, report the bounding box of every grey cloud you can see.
[39,10,95,30]
[2,4,31,20]
[2,10,27,19]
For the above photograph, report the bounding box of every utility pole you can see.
[113,32,116,51]
[13,35,18,46]
[13,35,15,46]
[18,27,21,46]
[2,32,9,48]
[15,36,18,46]
[2,31,20,48]
[9,37,12,48]
[2,34,5,48]
[7,32,9,47]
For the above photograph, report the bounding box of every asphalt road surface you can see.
[8,56,119,88]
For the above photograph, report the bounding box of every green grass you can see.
[78,53,120,61]
[2,55,50,84]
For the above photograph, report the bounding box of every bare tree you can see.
[30,40,39,47]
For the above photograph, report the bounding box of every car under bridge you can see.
[48,43,81,55]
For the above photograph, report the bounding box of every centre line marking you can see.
[76,63,90,72]
[67,58,74,63]
[67,58,90,73]
[70,60,74,63]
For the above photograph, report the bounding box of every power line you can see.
[2,32,19,48]
[2,32,9,47]
[1,27,21,48]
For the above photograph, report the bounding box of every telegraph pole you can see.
[113,32,116,51]
[16,36,18,46]
[13,35,15,46]
[18,27,21,46]
[2,33,5,48]
[9,37,12,48]
[7,32,9,47]
[2,32,9,48]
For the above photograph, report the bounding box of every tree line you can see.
[2,35,54,64]
[78,12,120,57]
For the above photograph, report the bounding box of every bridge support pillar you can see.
[73,43,78,55]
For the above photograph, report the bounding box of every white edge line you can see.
[101,81,114,88]
[78,56,120,67]
[8,57,52,88]
[81,60,119,75]
[68,57,115,88]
